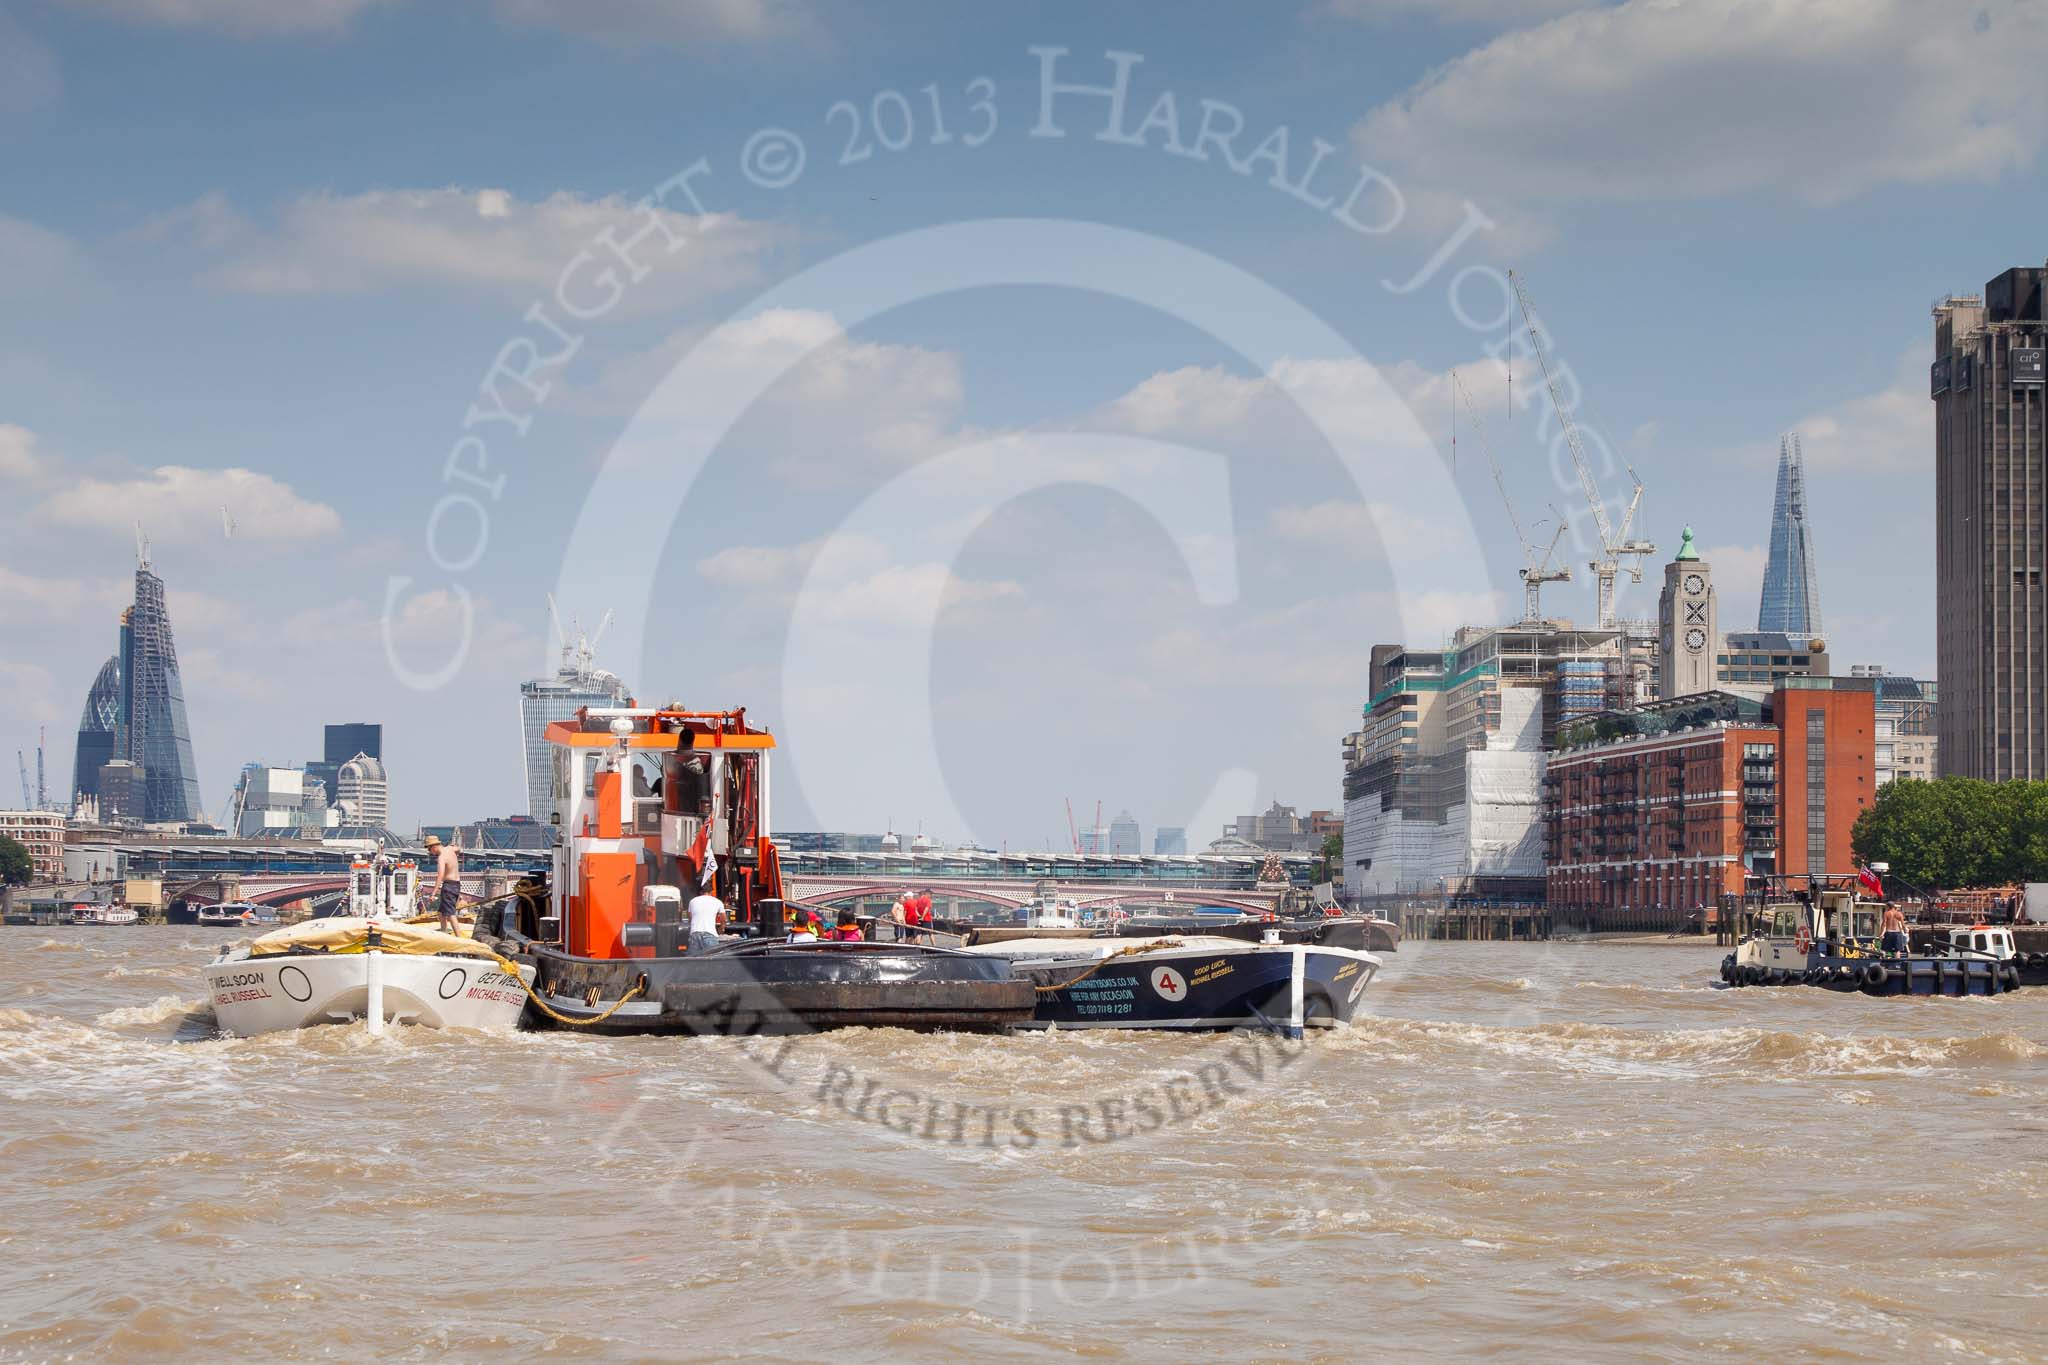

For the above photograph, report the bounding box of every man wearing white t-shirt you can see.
[687,889,726,955]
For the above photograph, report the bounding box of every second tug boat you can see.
[478,706,1034,1034]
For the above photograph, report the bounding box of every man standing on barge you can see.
[424,834,462,935]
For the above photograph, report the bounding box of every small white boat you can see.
[198,901,262,927]
[72,904,139,926]
[203,854,530,1037]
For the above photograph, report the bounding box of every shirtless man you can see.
[424,834,462,934]
[1880,903,1908,957]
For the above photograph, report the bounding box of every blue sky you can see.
[1,0,2040,843]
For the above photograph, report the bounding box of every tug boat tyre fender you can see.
[1860,962,1887,990]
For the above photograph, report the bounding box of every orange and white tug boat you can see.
[475,706,1035,1034]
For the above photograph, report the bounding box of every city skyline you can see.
[3,2,2038,838]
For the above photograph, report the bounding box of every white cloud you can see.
[1713,346,1928,475]
[0,565,128,624]
[0,424,45,481]
[1269,499,1446,559]
[493,0,812,46]
[580,309,968,482]
[0,6,61,120]
[61,0,809,42]
[157,186,786,307]
[60,0,390,35]
[1699,542,1766,630]
[802,564,1025,631]
[40,465,342,544]
[1321,0,1598,26]
[1355,0,2048,213]
[0,213,87,299]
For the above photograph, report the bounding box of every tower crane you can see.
[16,751,32,810]
[1452,369,1572,622]
[1509,270,1655,628]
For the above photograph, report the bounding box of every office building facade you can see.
[1934,269,2048,779]
[1152,826,1187,855]
[308,722,382,797]
[1544,678,1876,930]
[0,810,66,881]
[334,753,390,829]
[1343,622,1654,897]
[520,660,630,817]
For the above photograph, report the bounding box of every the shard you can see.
[1758,432,1823,636]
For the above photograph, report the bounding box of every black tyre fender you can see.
[1860,962,1887,990]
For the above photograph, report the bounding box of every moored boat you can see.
[476,706,1035,1034]
[72,903,139,926]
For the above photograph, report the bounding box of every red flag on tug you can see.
[1858,865,1884,896]
[687,821,717,887]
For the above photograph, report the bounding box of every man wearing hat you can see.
[423,834,462,935]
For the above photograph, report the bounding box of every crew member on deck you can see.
[684,863,726,954]
[1880,904,1908,956]
[424,835,461,935]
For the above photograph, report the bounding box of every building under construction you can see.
[1342,622,1655,899]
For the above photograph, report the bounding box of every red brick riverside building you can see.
[1544,678,1877,931]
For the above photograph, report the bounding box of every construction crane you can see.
[1452,368,1572,622]
[1064,798,1081,855]
[35,727,47,811]
[15,751,31,810]
[1509,269,1655,628]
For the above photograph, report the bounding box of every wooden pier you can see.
[1396,905,1552,942]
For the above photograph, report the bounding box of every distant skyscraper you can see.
[71,655,121,811]
[326,723,381,763]
[335,753,390,830]
[309,722,383,798]
[1935,272,2046,780]
[1153,826,1187,856]
[84,547,202,824]
[519,626,629,817]
[1107,810,1141,854]
[1757,433,1823,637]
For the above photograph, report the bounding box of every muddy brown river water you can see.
[2,926,2044,1360]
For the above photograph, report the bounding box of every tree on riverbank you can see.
[1851,777,2048,888]
[0,836,28,888]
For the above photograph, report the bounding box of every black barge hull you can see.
[513,939,1037,1035]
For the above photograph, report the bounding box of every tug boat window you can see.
[1770,908,1800,937]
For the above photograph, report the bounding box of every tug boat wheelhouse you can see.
[478,706,1034,1034]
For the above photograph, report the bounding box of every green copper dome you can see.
[1674,526,1699,561]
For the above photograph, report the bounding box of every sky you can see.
[1,0,2041,847]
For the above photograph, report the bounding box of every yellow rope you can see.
[1032,939,1184,994]
[496,955,648,1027]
